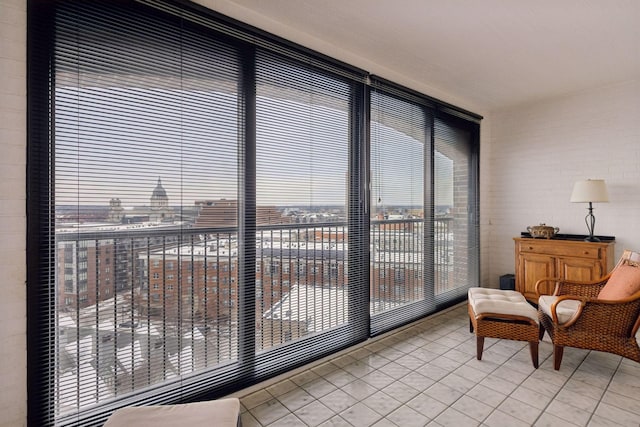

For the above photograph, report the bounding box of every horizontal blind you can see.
[50,2,244,425]
[433,114,481,303]
[369,85,436,335]
[254,49,368,373]
[29,1,480,425]
[138,0,369,84]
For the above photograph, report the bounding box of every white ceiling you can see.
[220,0,640,112]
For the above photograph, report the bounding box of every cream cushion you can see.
[538,295,581,325]
[468,288,538,323]
[103,398,240,427]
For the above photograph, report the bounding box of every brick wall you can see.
[0,0,27,425]
[486,81,640,288]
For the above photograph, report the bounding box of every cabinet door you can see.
[558,257,602,282]
[518,252,556,300]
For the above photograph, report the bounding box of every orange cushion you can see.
[598,260,640,300]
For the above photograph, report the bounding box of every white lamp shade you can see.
[570,179,609,203]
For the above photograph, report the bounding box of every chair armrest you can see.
[549,295,586,327]
[535,278,559,297]
[535,277,607,298]
[550,292,640,334]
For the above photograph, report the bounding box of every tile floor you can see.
[236,303,640,427]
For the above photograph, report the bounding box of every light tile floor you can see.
[237,304,640,427]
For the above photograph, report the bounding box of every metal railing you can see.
[54,217,454,414]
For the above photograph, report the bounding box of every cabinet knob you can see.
[528,246,533,250]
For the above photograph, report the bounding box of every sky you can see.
[55,85,453,210]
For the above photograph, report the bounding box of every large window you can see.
[434,117,480,301]
[369,81,480,334]
[255,51,356,351]
[370,88,434,333]
[28,1,480,425]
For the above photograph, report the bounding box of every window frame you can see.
[26,1,481,426]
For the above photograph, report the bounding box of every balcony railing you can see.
[54,217,455,415]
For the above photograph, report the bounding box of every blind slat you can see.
[29,2,479,426]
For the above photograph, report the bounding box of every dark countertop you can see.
[519,232,615,242]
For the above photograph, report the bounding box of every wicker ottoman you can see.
[468,287,540,368]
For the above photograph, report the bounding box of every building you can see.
[149,178,174,223]
[56,179,186,311]
[193,199,292,228]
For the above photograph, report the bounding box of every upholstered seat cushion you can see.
[103,398,240,427]
[538,295,582,325]
[468,288,538,323]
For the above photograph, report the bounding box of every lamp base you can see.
[584,236,601,242]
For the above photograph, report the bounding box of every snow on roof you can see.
[63,336,94,364]
[57,362,112,412]
[116,340,143,374]
[263,285,348,332]
[167,346,195,377]
[56,220,183,234]
[263,285,413,333]
[184,327,205,342]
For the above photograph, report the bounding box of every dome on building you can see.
[151,178,168,201]
[149,178,173,222]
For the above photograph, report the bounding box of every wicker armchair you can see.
[536,249,640,370]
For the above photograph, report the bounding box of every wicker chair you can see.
[536,249,640,370]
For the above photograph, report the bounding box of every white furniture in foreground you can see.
[103,398,241,427]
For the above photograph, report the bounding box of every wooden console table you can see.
[514,236,615,303]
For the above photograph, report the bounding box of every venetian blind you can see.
[29,1,369,425]
[369,82,436,335]
[48,2,244,425]
[433,113,481,302]
[28,1,479,426]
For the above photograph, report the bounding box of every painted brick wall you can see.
[0,0,27,426]
[486,81,640,287]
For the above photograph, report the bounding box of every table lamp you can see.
[570,179,609,242]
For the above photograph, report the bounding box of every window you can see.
[433,115,480,299]
[28,1,480,425]
[297,263,306,275]
[268,262,279,275]
[369,79,480,334]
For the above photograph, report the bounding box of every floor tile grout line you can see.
[240,306,636,427]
